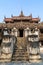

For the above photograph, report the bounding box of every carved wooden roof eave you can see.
[32,18,40,22]
[0,23,43,29]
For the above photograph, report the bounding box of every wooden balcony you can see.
[0,33,2,39]
[39,33,43,41]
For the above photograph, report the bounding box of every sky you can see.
[0,0,43,22]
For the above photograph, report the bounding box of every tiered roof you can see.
[4,11,40,23]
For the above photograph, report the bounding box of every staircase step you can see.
[13,52,27,54]
[12,58,29,61]
[12,58,28,60]
[12,59,29,61]
[12,56,28,57]
[13,50,27,51]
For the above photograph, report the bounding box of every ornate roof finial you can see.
[30,13,32,18]
[21,10,23,15]
[38,16,40,21]
[19,11,24,17]
[4,16,6,19]
[38,16,39,18]
[11,14,13,17]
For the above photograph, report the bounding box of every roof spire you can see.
[29,13,32,18]
[19,10,24,17]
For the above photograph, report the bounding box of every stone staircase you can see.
[12,37,29,62]
[12,49,29,61]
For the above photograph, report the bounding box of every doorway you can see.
[19,29,24,37]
